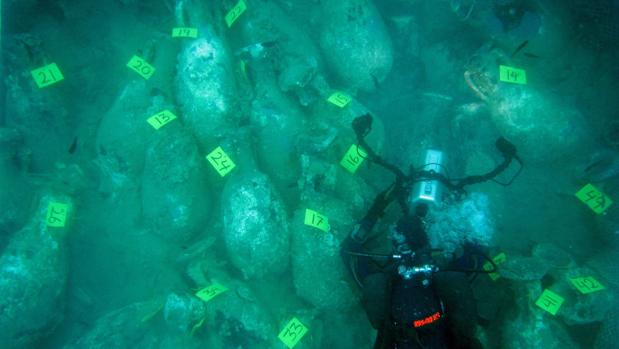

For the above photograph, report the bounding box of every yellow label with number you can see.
[535,289,564,315]
[225,0,247,28]
[278,317,309,349]
[31,63,64,88]
[575,183,613,214]
[569,276,605,294]
[206,146,236,177]
[195,283,228,302]
[147,110,177,130]
[340,144,367,174]
[172,27,198,38]
[483,252,507,281]
[327,91,352,108]
[46,202,69,228]
[127,55,156,80]
[499,65,527,85]
[304,209,329,232]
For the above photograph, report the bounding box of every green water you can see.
[1,0,618,348]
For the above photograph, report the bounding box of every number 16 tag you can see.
[278,317,308,348]
[340,144,367,174]
[304,209,329,232]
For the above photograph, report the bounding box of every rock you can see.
[499,255,550,281]
[0,129,31,235]
[95,80,153,195]
[553,267,616,325]
[0,193,71,349]
[4,34,71,172]
[319,0,393,92]
[141,125,210,242]
[64,300,165,349]
[427,192,495,254]
[250,81,303,197]
[532,243,573,269]
[502,282,578,349]
[291,194,358,311]
[490,88,588,163]
[221,168,290,279]
[175,31,237,147]
[163,292,206,334]
[201,279,280,349]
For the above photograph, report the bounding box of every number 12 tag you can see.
[31,63,64,88]
[304,209,329,232]
[278,317,308,348]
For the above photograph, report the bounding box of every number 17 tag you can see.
[278,317,308,348]
[304,209,329,232]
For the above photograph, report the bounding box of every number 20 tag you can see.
[127,55,156,80]
[278,317,308,348]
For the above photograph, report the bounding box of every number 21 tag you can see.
[31,63,64,88]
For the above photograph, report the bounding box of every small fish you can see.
[523,52,541,59]
[68,137,78,154]
[510,40,529,58]
[235,40,277,60]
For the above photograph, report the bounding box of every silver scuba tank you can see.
[410,149,444,207]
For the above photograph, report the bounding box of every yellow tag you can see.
[147,110,177,130]
[206,146,236,177]
[31,63,64,88]
[195,283,228,302]
[278,317,309,349]
[575,183,613,214]
[304,209,329,232]
[499,65,527,85]
[46,202,69,228]
[172,27,198,38]
[225,0,247,28]
[483,252,506,281]
[569,276,605,294]
[340,144,367,174]
[127,55,156,80]
[327,91,352,108]
[535,289,564,315]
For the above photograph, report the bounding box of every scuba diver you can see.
[341,114,523,349]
